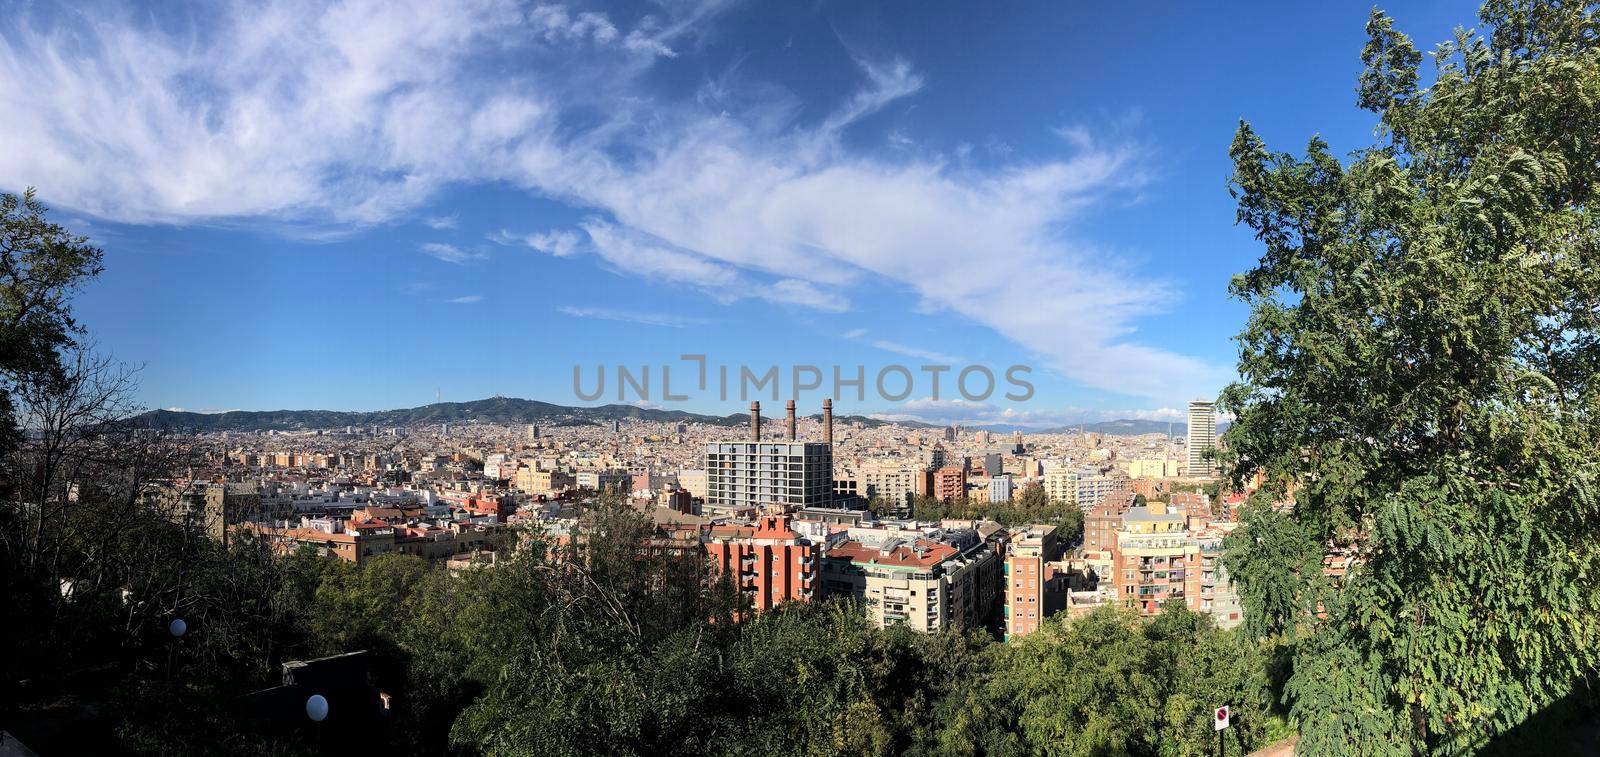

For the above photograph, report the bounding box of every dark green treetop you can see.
[1220,2,1600,753]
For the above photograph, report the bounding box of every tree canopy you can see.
[1220,2,1600,753]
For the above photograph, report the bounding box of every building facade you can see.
[819,535,996,633]
[704,513,818,611]
[1186,400,1219,477]
[705,441,834,512]
[1003,525,1067,640]
[1113,503,1202,616]
[932,466,968,502]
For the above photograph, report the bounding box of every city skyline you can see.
[0,0,1475,424]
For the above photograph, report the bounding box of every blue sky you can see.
[0,0,1477,425]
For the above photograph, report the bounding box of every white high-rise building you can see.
[1186,400,1219,477]
[705,442,833,513]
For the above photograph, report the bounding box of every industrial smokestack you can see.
[785,399,797,440]
[822,398,833,446]
[750,401,762,442]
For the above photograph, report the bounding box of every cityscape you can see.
[3,1,1599,756]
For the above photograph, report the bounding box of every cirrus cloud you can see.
[0,0,1228,403]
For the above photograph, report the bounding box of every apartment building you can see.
[1075,472,1131,511]
[858,460,922,508]
[704,513,818,611]
[819,533,996,633]
[147,481,264,547]
[1194,525,1244,629]
[932,466,968,502]
[514,467,574,496]
[1171,492,1213,530]
[677,468,708,498]
[705,402,834,514]
[1041,464,1079,504]
[1127,458,1183,478]
[575,469,631,493]
[1113,503,1202,616]
[1003,525,1067,640]
[988,474,1014,503]
[1084,491,1137,552]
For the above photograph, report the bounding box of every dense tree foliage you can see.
[5,488,1281,756]
[0,188,104,459]
[1221,2,1600,753]
[879,485,1085,545]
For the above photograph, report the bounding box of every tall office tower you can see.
[527,423,540,441]
[705,401,834,513]
[1186,400,1219,477]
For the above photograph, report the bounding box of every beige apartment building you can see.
[1113,503,1202,616]
[1041,464,1079,504]
[1127,458,1183,478]
[819,536,996,633]
[514,466,574,496]
[677,468,708,499]
[857,460,922,508]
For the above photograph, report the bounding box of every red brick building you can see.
[705,513,817,611]
[932,466,968,502]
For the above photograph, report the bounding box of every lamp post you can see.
[166,617,187,684]
[306,692,329,748]
[305,694,329,722]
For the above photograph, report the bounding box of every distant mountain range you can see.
[136,397,1204,437]
[951,420,1179,436]
[137,397,906,433]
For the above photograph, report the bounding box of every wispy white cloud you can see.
[869,397,1187,429]
[528,221,851,312]
[869,339,964,365]
[447,294,483,304]
[556,305,709,328]
[423,214,459,229]
[841,328,964,363]
[420,242,484,264]
[527,5,618,46]
[492,228,582,257]
[0,0,1228,403]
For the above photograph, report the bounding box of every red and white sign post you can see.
[1214,705,1231,756]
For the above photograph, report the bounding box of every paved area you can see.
[1247,735,1296,757]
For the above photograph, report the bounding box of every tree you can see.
[1017,482,1048,511]
[942,605,1275,757]
[1221,4,1600,752]
[0,189,105,461]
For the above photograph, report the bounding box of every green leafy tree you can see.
[0,189,104,460]
[1017,482,1048,512]
[942,605,1274,757]
[1221,3,1600,752]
